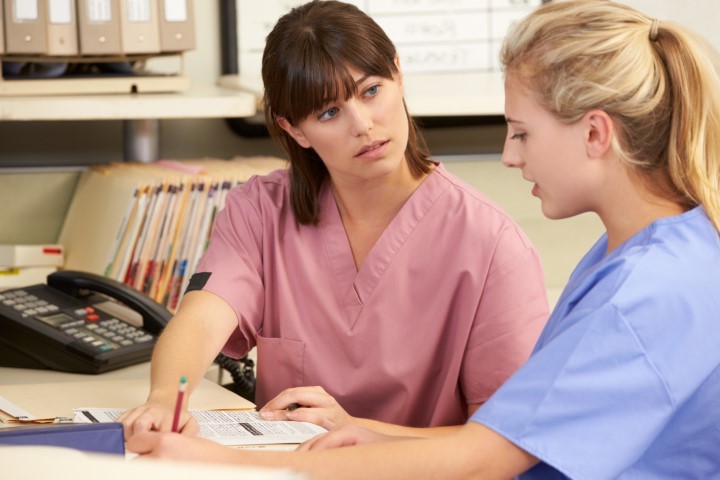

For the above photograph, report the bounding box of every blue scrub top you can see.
[471,206,720,479]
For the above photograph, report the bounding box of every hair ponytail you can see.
[654,24,720,232]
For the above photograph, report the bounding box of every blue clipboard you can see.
[0,422,124,455]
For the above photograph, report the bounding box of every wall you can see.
[0,2,496,168]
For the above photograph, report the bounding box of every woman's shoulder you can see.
[228,167,290,197]
[619,208,719,289]
[223,167,292,216]
[577,211,720,332]
[415,164,542,270]
[430,163,535,242]
[242,167,290,189]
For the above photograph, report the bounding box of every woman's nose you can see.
[501,148,521,168]
[347,101,373,136]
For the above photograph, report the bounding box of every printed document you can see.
[73,408,327,446]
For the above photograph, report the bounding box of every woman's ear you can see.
[277,116,311,149]
[393,54,404,89]
[584,110,614,159]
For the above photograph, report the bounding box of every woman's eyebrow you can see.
[353,74,372,87]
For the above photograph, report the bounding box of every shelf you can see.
[0,75,191,97]
[0,86,257,162]
[218,72,505,117]
[0,52,192,96]
[0,85,257,121]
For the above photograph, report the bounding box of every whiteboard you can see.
[229,0,544,117]
[224,1,720,117]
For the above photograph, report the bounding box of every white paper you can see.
[73,408,327,445]
[0,395,36,421]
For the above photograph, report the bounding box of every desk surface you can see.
[1,445,305,479]
[0,362,221,385]
[0,369,298,477]
[0,363,153,385]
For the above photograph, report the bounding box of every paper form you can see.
[0,395,35,421]
[73,408,327,446]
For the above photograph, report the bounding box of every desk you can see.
[0,362,221,385]
[1,445,305,480]
[0,363,154,385]
[0,367,303,479]
[0,364,238,422]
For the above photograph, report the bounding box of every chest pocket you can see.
[254,333,305,408]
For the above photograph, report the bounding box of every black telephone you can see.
[0,270,170,374]
[0,270,256,400]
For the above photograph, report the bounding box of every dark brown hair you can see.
[262,0,432,225]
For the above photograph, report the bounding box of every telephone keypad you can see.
[5,288,155,353]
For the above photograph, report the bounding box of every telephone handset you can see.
[0,270,171,374]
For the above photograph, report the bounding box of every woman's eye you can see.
[510,132,526,141]
[318,107,339,121]
[364,84,380,98]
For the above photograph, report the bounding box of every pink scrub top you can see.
[195,163,548,427]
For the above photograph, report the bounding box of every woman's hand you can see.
[297,424,403,451]
[127,431,236,462]
[118,402,199,440]
[258,386,354,430]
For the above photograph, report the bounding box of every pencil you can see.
[171,375,188,433]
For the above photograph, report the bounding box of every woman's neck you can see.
[330,162,432,269]
[331,163,431,225]
[599,180,686,253]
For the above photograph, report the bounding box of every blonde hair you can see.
[502,0,720,233]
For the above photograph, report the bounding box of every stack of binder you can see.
[0,0,196,95]
[0,244,64,289]
[58,157,288,312]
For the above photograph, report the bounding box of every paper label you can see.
[49,0,73,24]
[164,0,188,22]
[87,0,112,22]
[14,0,39,21]
[127,0,152,22]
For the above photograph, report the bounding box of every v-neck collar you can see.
[318,164,450,328]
